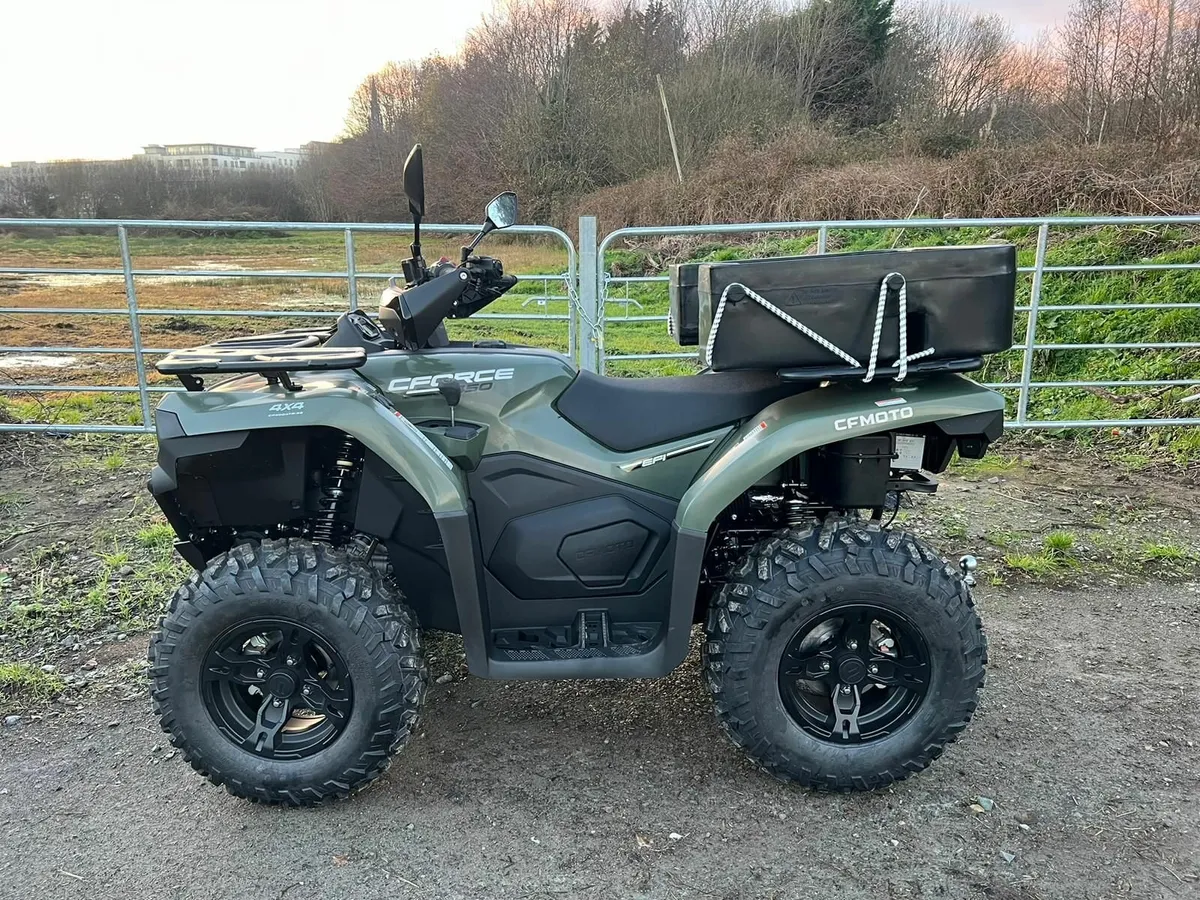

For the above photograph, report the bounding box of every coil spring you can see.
[311,436,363,544]
[786,497,811,527]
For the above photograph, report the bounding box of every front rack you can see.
[155,328,363,392]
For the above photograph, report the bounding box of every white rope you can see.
[703,275,937,382]
[888,271,937,380]
[862,274,895,383]
[704,282,861,370]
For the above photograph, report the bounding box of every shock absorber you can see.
[311,435,363,544]
[785,497,810,527]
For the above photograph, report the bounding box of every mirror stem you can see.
[410,220,421,261]
[461,223,494,263]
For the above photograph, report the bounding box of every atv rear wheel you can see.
[703,521,986,790]
[148,539,427,805]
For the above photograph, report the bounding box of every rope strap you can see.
[703,273,936,382]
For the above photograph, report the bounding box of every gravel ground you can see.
[1,577,1197,900]
[3,439,1199,899]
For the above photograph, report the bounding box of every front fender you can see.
[154,376,468,515]
[675,374,1005,533]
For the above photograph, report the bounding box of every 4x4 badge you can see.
[266,402,305,417]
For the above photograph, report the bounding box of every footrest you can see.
[491,618,661,662]
[577,609,609,649]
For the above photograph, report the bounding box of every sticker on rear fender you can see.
[893,433,926,469]
[834,406,914,431]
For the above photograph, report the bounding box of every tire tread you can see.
[147,538,428,807]
[702,523,987,791]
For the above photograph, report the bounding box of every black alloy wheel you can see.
[203,619,354,759]
[778,604,930,743]
[703,522,987,790]
[149,539,427,805]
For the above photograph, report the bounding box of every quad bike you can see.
[145,145,1005,805]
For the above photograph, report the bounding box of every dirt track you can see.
[1,574,1197,900]
[2,442,1200,899]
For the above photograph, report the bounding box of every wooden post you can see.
[657,74,684,185]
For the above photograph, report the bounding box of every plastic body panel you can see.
[677,374,1007,533]
[469,453,677,634]
[151,338,1006,682]
[155,372,468,514]
[355,347,731,499]
[354,451,460,632]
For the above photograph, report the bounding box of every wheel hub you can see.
[837,655,868,685]
[201,619,354,760]
[266,669,298,699]
[778,604,931,744]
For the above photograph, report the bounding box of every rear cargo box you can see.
[682,245,1017,375]
[667,264,701,345]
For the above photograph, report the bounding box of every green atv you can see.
[146,145,1006,805]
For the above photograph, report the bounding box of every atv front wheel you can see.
[148,539,427,805]
[703,522,986,790]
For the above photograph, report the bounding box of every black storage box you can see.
[668,264,701,345]
[693,245,1017,373]
[808,435,893,509]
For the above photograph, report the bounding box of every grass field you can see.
[0,229,576,427]
[3,222,1200,460]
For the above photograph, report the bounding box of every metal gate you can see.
[3,213,1200,433]
[0,218,575,434]
[578,215,1200,429]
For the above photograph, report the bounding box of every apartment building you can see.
[136,144,304,171]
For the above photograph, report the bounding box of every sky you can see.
[0,0,1064,165]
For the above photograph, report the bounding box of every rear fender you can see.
[675,374,1005,534]
[641,375,1005,677]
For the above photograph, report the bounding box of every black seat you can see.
[556,370,810,453]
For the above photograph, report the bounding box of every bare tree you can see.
[344,62,422,137]
[894,2,1012,125]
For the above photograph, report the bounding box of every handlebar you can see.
[380,253,517,348]
[443,255,517,319]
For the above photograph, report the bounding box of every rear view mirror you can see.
[485,192,518,230]
[403,144,425,220]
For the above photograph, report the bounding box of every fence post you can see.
[565,242,577,361]
[1016,222,1050,425]
[817,225,828,255]
[344,228,358,311]
[117,225,153,432]
[578,216,601,373]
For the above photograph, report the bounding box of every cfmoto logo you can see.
[834,406,914,431]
